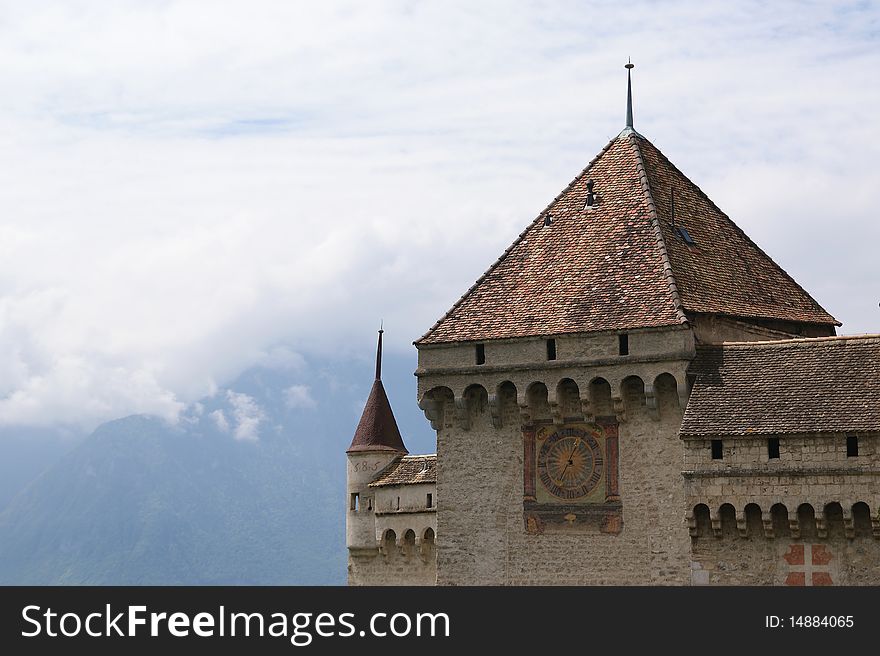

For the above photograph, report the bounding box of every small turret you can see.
[346,329,408,555]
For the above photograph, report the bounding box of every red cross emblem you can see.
[783,544,833,586]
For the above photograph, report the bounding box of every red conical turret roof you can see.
[347,330,408,454]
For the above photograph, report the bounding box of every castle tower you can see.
[346,330,407,557]
[347,329,439,586]
[413,63,841,585]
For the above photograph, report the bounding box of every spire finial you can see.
[375,323,384,381]
[625,58,634,129]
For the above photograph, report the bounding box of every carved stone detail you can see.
[517,393,533,427]
[547,389,563,425]
[761,512,774,538]
[454,396,470,431]
[842,508,855,539]
[686,511,698,537]
[579,395,594,422]
[736,511,748,538]
[487,393,502,429]
[644,382,659,420]
[418,396,442,431]
[710,511,722,538]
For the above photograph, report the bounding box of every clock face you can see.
[537,427,604,500]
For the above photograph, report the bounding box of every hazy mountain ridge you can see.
[0,352,433,585]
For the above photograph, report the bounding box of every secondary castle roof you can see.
[417,130,837,345]
[681,335,880,436]
[369,454,437,487]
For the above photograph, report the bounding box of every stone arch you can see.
[771,503,790,537]
[496,380,518,427]
[852,502,872,538]
[402,529,416,557]
[797,503,817,539]
[824,502,845,539]
[621,375,646,415]
[526,381,551,423]
[419,386,454,431]
[556,378,581,419]
[419,526,435,561]
[463,383,489,425]
[719,503,737,538]
[588,377,613,416]
[381,529,397,558]
[693,503,711,538]
[653,372,680,413]
[744,503,763,538]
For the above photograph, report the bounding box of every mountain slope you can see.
[0,352,434,585]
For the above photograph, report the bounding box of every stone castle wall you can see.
[345,325,880,586]
[418,327,695,585]
[347,470,437,585]
[684,433,880,585]
[689,515,880,585]
[348,538,436,586]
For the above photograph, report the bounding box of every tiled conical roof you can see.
[347,330,408,454]
[417,130,837,345]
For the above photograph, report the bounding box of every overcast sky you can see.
[0,1,877,430]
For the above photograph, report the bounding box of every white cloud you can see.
[0,1,877,429]
[226,391,264,441]
[210,409,229,434]
[284,385,317,410]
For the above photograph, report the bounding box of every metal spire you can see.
[375,323,384,381]
[625,58,634,129]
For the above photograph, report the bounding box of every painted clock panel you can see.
[535,423,606,505]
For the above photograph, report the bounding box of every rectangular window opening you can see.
[767,437,780,459]
[847,435,859,458]
[475,343,485,365]
[618,333,629,356]
[546,338,557,361]
[396,496,401,510]
[710,439,723,460]
[427,493,433,508]
[350,493,359,511]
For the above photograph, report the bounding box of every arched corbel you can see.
[686,510,698,537]
[788,517,801,540]
[609,382,626,423]
[678,383,690,412]
[487,393,502,429]
[710,510,722,538]
[816,513,828,539]
[547,387,563,425]
[580,394,594,423]
[454,395,470,431]
[842,506,855,539]
[762,511,775,538]
[517,392,533,427]
[644,382,659,421]
[418,396,443,431]
[736,510,748,538]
